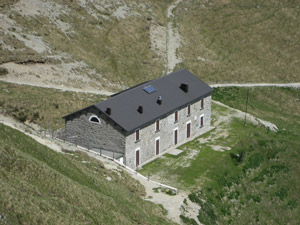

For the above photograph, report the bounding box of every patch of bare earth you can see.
[0,61,112,95]
[166,0,183,73]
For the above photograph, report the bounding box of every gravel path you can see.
[211,83,300,88]
[212,100,278,132]
[166,0,182,73]
[0,78,114,96]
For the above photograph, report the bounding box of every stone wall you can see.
[125,95,212,169]
[65,107,126,153]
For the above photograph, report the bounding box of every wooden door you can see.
[156,139,160,155]
[187,123,191,138]
[136,150,140,167]
[174,129,178,145]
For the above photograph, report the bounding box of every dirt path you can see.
[213,100,278,132]
[0,78,114,96]
[211,83,300,88]
[166,0,182,73]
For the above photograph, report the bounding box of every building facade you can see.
[63,69,212,169]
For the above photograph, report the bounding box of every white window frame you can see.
[155,136,160,155]
[173,127,178,145]
[89,115,101,124]
[135,147,140,167]
[200,114,204,128]
[186,120,191,138]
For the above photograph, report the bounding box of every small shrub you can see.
[180,215,198,225]
[288,199,298,210]
[165,189,176,196]
[0,67,8,76]
[31,112,40,121]
[275,188,288,201]
[153,187,160,193]
[243,153,264,171]
[197,201,217,225]
[188,192,201,204]
[253,195,261,203]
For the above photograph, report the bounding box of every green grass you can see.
[141,87,300,224]
[0,123,176,225]
[0,81,105,130]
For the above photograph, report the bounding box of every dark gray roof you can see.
[96,69,212,132]
[64,69,212,133]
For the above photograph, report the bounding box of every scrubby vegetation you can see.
[0,123,176,225]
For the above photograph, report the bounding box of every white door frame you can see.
[173,127,178,145]
[135,147,140,167]
[200,114,204,128]
[186,120,191,138]
[155,137,160,155]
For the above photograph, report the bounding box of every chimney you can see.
[137,106,143,114]
[180,83,189,93]
[157,96,162,105]
[105,107,111,115]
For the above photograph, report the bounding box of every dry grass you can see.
[174,0,300,83]
[0,81,105,130]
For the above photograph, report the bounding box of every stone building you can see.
[63,69,212,169]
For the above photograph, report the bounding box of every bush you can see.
[180,215,198,225]
[275,188,288,201]
[288,199,298,210]
[188,192,201,204]
[197,201,217,225]
[243,153,264,171]
[0,67,8,76]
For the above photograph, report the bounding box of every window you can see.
[187,105,191,116]
[175,111,178,122]
[201,99,204,109]
[155,137,160,155]
[174,128,178,145]
[186,121,191,138]
[135,129,140,142]
[135,148,140,167]
[89,115,101,124]
[200,115,204,128]
[155,119,160,132]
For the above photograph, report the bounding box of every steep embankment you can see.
[0,123,176,225]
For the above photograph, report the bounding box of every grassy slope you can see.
[0,123,176,225]
[0,81,105,130]
[2,0,300,89]
[174,0,300,83]
[141,87,300,224]
[0,0,172,89]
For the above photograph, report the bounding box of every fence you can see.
[53,128,178,194]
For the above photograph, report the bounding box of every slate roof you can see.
[64,69,212,133]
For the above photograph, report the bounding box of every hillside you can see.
[0,0,299,93]
[0,123,176,225]
[140,87,300,224]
